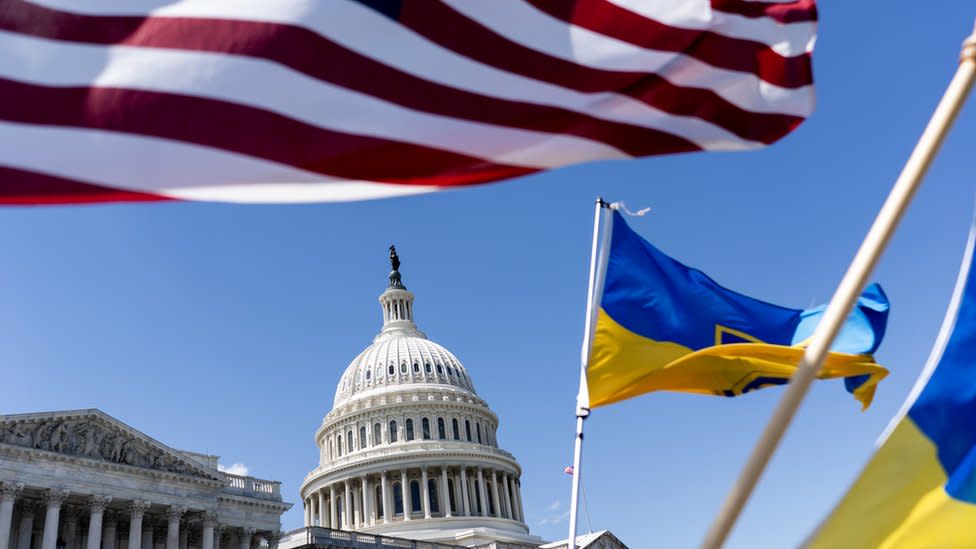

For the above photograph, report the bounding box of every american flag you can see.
[0,0,816,205]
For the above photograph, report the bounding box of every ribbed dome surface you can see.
[333,335,476,407]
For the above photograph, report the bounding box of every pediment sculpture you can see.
[0,416,202,476]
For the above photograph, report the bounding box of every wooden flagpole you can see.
[700,20,976,549]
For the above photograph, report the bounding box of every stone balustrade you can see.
[281,526,468,549]
[224,474,282,500]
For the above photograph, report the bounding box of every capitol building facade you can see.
[295,252,542,548]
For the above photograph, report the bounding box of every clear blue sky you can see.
[3,3,975,548]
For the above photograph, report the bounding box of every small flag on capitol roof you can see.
[584,210,890,410]
[0,0,817,204]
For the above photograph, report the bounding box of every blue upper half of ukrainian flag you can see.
[907,239,976,503]
[587,210,890,409]
[603,210,888,360]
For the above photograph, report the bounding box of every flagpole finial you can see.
[962,19,976,62]
[388,245,405,289]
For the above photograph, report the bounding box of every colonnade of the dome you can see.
[301,464,524,531]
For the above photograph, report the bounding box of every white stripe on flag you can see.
[0,121,437,203]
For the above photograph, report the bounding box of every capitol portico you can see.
[0,410,290,549]
[296,249,541,548]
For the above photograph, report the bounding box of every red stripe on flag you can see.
[0,78,538,187]
[525,0,813,89]
[711,0,818,23]
[0,166,170,205]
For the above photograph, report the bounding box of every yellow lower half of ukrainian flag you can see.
[807,419,976,549]
[587,309,888,409]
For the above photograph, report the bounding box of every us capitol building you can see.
[1,249,626,549]
[289,249,543,548]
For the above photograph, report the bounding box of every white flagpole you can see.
[700,21,976,549]
[568,198,613,548]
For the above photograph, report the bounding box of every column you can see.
[213,526,223,549]
[380,474,389,525]
[328,487,336,530]
[126,502,149,549]
[15,501,35,549]
[302,500,309,527]
[458,468,470,517]
[399,471,410,522]
[514,479,525,523]
[41,489,69,549]
[85,496,111,549]
[164,506,184,549]
[361,477,372,527]
[0,482,23,549]
[490,471,501,518]
[103,511,119,549]
[343,481,351,529]
[200,513,216,549]
[316,491,325,528]
[440,469,452,518]
[178,528,188,549]
[501,474,512,520]
[476,468,488,517]
[238,529,252,549]
[420,468,430,520]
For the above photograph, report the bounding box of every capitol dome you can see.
[300,248,541,547]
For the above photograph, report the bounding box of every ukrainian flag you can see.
[805,224,976,548]
[587,211,890,409]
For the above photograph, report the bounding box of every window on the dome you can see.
[389,364,395,376]
[448,478,457,514]
[476,423,482,444]
[337,435,342,456]
[410,480,421,513]
[422,418,431,440]
[465,420,472,442]
[400,363,407,374]
[428,479,440,514]
[425,362,432,373]
[413,362,420,373]
[437,417,446,440]
[375,485,384,519]
[347,430,353,452]
[474,482,482,514]
[405,419,415,441]
[393,483,404,516]
[446,367,453,377]
[359,426,367,449]
[486,482,495,516]
[328,437,333,460]
[373,423,382,445]
[365,369,371,381]
[389,421,398,443]
[452,419,460,440]
[436,364,443,375]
